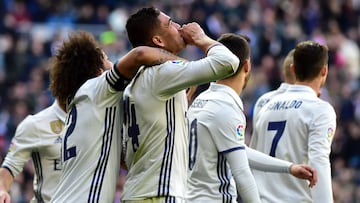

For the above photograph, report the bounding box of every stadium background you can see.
[0,0,359,202]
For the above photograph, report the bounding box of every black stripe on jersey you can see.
[165,196,176,203]
[32,151,45,203]
[217,154,232,203]
[106,67,130,91]
[221,146,245,154]
[88,107,116,203]
[158,98,176,197]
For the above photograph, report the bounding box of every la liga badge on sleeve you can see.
[236,124,245,140]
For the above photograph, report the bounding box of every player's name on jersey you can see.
[266,100,303,111]
[190,99,208,108]
[257,98,270,108]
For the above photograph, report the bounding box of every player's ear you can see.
[244,59,251,73]
[320,65,328,77]
[152,35,165,48]
[290,64,295,76]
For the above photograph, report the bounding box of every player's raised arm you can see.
[115,46,183,79]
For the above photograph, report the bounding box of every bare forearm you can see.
[0,168,13,192]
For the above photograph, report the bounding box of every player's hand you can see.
[179,22,217,53]
[289,164,318,188]
[0,190,11,203]
[179,22,206,45]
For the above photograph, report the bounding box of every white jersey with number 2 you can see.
[52,67,127,203]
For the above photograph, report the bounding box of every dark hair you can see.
[49,31,104,108]
[293,41,328,81]
[126,7,161,47]
[217,33,251,73]
[282,49,296,84]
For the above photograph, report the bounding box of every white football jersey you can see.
[121,45,239,201]
[51,67,126,203]
[252,82,291,127]
[1,101,66,203]
[186,83,249,202]
[250,85,336,203]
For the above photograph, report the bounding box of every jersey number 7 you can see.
[268,121,286,157]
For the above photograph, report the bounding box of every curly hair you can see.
[49,31,104,109]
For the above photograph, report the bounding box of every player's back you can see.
[186,85,240,202]
[252,83,291,122]
[52,71,122,203]
[122,64,188,200]
[251,84,335,202]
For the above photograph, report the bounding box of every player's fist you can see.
[179,22,206,45]
[289,164,318,188]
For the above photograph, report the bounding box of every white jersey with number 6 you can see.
[52,67,126,203]
[250,85,336,203]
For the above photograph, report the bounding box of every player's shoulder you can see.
[313,98,336,114]
[31,104,58,121]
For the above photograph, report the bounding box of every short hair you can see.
[126,7,161,47]
[293,41,328,81]
[217,33,251,74]
[282,49,296,84]
[49,31,104,108]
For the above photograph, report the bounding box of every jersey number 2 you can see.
[63,106,77,161]
[268,121,286,157]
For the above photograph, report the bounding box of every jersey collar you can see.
[52,100,67,123]
[209,82,244,111]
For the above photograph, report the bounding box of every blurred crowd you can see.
[0,0,359,202]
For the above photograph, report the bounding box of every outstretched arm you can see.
[225,149,261,203]
[0,168,13,203]
[246,146,317,187]
[115,46,183,79]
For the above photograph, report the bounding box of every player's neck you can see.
[217,77,244,96]
[295,79,322,97]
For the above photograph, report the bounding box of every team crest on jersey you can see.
[171,60,184,64]
[327,127,335,139]
[50,120,63,134]
[236,124,245,139]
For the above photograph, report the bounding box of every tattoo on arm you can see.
[156,48,185,64]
